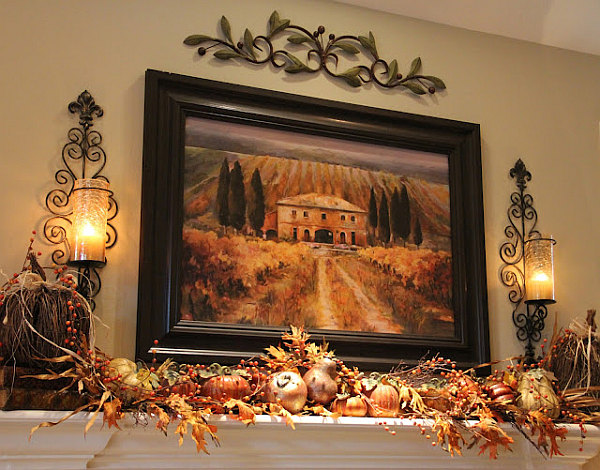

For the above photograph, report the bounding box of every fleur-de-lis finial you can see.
[509,158,532,191]
[67,90,103,129]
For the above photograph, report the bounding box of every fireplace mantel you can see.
[0,411,598,469]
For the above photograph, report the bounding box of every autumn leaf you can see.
[148,404,170,435]
[175,419,188,447]
[527,410,568,457]
[477,433,514,459]
[470,411,514,459]
[306,404,341,418]
[103,398,123,430]
[267,403,296,430]
[224,398,256,425]
[265,345,287,362]
[192,423,210,454]
[432,416,464,457]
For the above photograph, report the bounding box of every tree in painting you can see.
[216,158,230,227]
[228,161,246,231]
[391,184,411,247]
[414,216,423,248]
[248,168,266,236]
[378,192,390,244]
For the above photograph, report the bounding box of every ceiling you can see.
[334,0,600,57]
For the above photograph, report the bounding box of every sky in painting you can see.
[185,117,449,184]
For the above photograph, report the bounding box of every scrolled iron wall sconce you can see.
[43,91,118,309]
[500,159,556,363]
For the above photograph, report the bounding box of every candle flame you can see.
[80,222,101,238]
[531,272,550,282]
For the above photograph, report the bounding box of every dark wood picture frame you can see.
[136,69,489,370]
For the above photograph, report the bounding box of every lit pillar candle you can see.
[70,178,110,263]
[524,237,556,303]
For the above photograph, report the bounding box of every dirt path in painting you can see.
[315,256,341,330]
[333,259,403,334]
[311,251,402,333]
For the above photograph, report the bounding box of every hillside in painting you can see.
[183,148,450,248]
[180,145,454,337]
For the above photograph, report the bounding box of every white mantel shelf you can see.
[0,411,599,469]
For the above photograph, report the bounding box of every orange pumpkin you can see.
[331,396,368,417]
[201,374,251,401]
[367,383,400,417]
[170,379,197,397]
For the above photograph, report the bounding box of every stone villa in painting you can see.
[262,193,367,246]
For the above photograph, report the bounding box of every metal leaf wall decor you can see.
[184,11,446,96]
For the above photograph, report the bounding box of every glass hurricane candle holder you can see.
[70,178,110,264]
[524,237,556,304]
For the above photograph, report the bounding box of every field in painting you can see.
[180,139,454,338]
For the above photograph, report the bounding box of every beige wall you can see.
[1,1,599,367]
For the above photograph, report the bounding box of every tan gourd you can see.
[516,369,560,419]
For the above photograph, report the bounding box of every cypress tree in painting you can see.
[228,160,246,231]
[248,168,266,236]
[216,158,230,227]
[414,216,423,248]
[390,187,401,243]
[378,192,390,243]
[398,184,411,246]
[368,187,378,229]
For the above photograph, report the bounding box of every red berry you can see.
[153,339,159,345]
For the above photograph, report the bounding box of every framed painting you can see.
[136,69,489,370]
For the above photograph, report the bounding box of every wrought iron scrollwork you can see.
[500,159,547,362]
[184,11,446,96]
[43,90,118,309]
[75,265,102,312]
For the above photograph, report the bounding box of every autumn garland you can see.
[0,242,595,459]
[21,327,589,458]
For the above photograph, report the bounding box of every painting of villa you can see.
[180,116,453,338]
